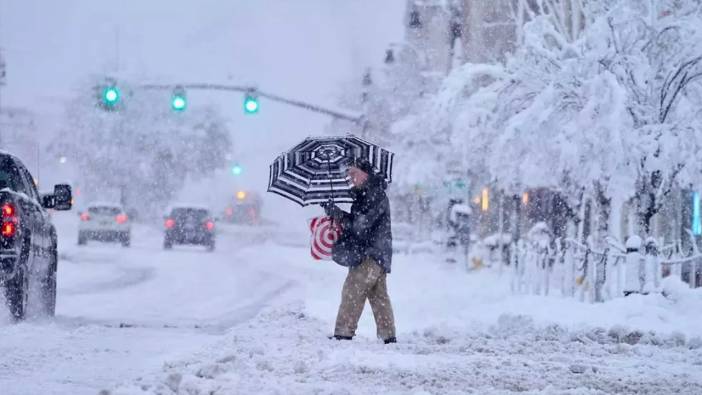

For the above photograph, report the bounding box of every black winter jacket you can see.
[327,175,393,273]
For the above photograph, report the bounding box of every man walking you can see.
[322,158,396,344]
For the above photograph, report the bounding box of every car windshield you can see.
[171,208,209,221]
[88,206,121,216]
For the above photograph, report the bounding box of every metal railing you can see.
[508,236,700,303]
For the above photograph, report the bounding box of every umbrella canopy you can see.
[268,135,394,206]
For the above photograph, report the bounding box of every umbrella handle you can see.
[326,157,336,227]
[326,157,335,206]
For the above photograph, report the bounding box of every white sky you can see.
[0,0,406,224]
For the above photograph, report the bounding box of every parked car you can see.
[78,203,131,247]
[163,206,215,251]
[0,152,72,319]
[223,190,262,225]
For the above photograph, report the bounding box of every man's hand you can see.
[320,198,335,216]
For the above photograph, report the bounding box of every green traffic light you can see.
[172,95,187,112]
[103,86,120,106]
[231,165,243,175]
[244,96,259,114]
[171,86,187,112]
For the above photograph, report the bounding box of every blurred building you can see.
[403,0,524,74]
[403,0,585,73]
[0,107,40,175]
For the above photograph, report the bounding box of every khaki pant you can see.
[334,257,396,340]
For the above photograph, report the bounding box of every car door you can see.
[14,161,46,271]
[19,166,52,261]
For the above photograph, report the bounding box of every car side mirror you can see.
[53,184,73,211]
[41,194,56,209]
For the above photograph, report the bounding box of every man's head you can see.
[346,158,374,188]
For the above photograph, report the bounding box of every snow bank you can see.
[109,302,702,395]
[107,249,702,395]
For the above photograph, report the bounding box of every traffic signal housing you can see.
[96,78,122,111]
[171,86,187,112]
[244,90,259,114]
[103,86,120,106]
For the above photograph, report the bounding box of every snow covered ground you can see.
[1,212,701,394]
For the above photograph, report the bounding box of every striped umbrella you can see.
[268,135,394,206]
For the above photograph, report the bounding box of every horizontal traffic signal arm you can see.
[139,83,363,124]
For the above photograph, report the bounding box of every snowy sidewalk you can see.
[107,244,702,395]
[111,303,702,395]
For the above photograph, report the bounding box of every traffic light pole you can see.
[140,83,363,124]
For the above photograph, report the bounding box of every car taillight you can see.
[165,218,175,229]
[225,207,234,217]
[1,222,15,237]
[116,214,128,224]
[80,213,90,221]
[2,203,15,217]
[205,220,215,231]
[2,203,17,238]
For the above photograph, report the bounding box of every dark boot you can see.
[328,335,353,341]
[384,337,397,344]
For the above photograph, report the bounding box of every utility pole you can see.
[360,69,373,139]
[114,26,121,73]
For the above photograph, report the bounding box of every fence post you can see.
[692,258,700,289]
[594,248,607,303]
[644,237,659,293]
[509,241,519,293]
[562,242,574,297]
[624,235,643,296]
[614,256,623,297]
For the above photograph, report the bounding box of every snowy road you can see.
[2,213,702,394]
[0,212,293,395]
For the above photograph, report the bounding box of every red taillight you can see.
[116,214,128,224]
[2,203,18,238]
[165,218,175,229]
[225,207,234,217]
[2,203,15,217]
[205,221,215,231]
[1,221,15,237]
[80,213,90,221]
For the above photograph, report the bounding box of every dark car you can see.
[163,206,215,251]
[0,152,72,320]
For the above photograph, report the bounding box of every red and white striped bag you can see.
[309,216,342,260]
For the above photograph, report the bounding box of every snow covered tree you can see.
[593,0,702,235]
[492,0,702,239]
[51,79,232,219]
[393,0,702,242]
[508,0,587,43]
